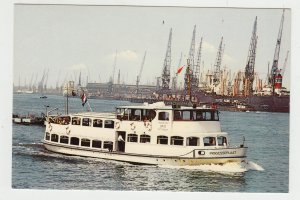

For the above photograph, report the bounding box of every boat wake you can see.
[158,160,264,174]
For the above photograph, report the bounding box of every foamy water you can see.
[159,160,264,174]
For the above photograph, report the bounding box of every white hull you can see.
[43,141,247,166]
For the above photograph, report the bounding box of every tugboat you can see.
[42,101,247,166]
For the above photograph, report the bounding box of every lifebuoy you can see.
[49,124,52,132]
[66,126,70,135]
[115,122,120,129]
[130,122,136,130]
[145,121,152,131]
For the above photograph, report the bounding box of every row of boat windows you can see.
[45,132,227,147]
[128,134,227,146]
[49,116,115,128]
[45,132,112,149]
[116,108,219,122]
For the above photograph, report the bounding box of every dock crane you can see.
[136,51,147,94]
[243,16,258,96]
[269,10,285,94]
[161,28,172,90]
[280,50,289,77]
[213,37,225,87]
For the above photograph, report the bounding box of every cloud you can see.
[108,50,138,62]
[202,41,216,53]
[223,53,236,64]
[69,63,87,70]
[118,50,138,61]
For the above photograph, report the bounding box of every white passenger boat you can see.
[42,102,247,166]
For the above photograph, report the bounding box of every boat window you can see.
[51,134,59,142]
[173,110,218,121]
[82,118,91,126]
[182,111,191,120]
[92,140,102,148]
[103,141,113,150]
[186,137,199,146]
[157,135,168,145]
[122,109,129,120]
[57,116,70,125]
[140,134,151,143]
[116,108,125,120]
[70,137,80,145]
[174,111,182,120]
[131,109,141,121]
[93,119,103,128]
[145,109,156,121]
[203,112,212,120]
[158,112,169,121]
[81,138,91,147]
[214,111,219,121]
[45,132,50,140]
[50,116,70,125]
[60,135,69,144]
[217,136,227,146]
[171,136,184,146]
[127,134,138,142]
[192,111,204,121]
[71,117,81,125]
[104,120,114,129]
[203,137,216,146]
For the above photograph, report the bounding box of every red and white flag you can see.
[176,65,184,75]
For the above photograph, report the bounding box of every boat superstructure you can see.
[43,102,247,166]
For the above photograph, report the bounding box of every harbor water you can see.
[12,93,289,192]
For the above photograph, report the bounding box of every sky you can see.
[13,4,291,89]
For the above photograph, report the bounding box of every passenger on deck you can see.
[209,137,216,146]
[174,111,182,120]
[118,135,125,152]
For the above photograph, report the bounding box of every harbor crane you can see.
[194,37,203,89]
[280,50,289,77]
[161,28,172,90]
[243,16,258,96]
[136,51,147,94]
[184,25,196,91]
[38,69,46,93]
[213,37,225,87]
[111,50,117,84]
[269,10,284,94]
[172,52,183,90]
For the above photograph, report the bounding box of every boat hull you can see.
[43,141,247,166]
